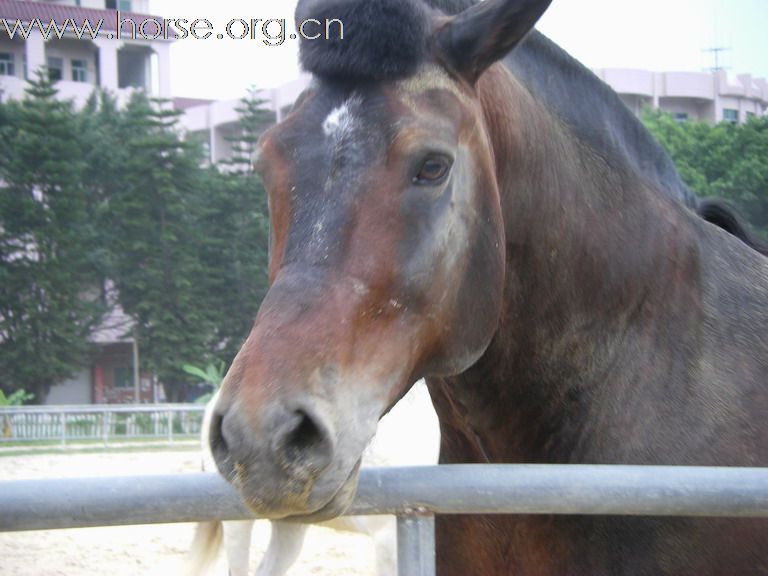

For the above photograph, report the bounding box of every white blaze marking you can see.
[322,94,363,140]
[323,102,354,137]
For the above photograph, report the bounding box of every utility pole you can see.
[133,329,141,404]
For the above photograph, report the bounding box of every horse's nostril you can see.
[286,410,320,455]
[274,408,334,475]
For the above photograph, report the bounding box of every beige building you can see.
[178,75,312,164]
[594,68,768,124]
[0,0,172,106]
[0,0,312,164]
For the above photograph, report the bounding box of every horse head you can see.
[210,0,551,520]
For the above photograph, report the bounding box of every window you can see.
[106,0,131,10]
[0,53,15,77]
[673,112,689,123]
[47,57,63,82]
[71,59,88,83]
[113,367,133,389]
[722,108,739,124]
[200,140,211,163]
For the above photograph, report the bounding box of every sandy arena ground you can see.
[0,448,377,576]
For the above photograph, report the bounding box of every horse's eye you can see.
[413,156,452,185]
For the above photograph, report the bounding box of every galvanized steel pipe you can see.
[2,465,768,532]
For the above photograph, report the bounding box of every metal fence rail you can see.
[3,465,768,532]
[2,464,768,575]
[0,404,206,445]
[0,464,768,531]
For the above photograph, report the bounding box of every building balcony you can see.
[0,0,173,104]
[595,67,767,124]
[661,72,715,101]
[595,69,654,98]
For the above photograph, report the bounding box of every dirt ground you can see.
[0,448,377,576]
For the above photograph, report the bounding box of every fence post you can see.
[397,510,435,576]
[167,411,173,445]
[102,411,109,448]
[60,413,67,447]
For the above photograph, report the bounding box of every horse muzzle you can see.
[208,391,368,519]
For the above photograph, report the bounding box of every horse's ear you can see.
[435,0,553,84]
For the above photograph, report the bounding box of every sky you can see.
[152,0,768,101]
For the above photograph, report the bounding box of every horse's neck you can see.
[507,31,697,209]
[445,66,704,464]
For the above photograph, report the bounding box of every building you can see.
[178,75,311,164]
[0,0,173,106]
[594,68,768,124]
[45,299,155,405]
[0,0,310,165]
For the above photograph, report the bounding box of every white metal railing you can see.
[0,404,206,446]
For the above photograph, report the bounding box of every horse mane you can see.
[507,31,768,255]
[697,199,768,256]
[422,0,475,13]
[505,31,699,210]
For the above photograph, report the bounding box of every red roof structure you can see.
[0,0,173,37]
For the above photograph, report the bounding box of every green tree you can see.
[1,84,274,403]
[195,89,272,362]
[104,94,216,401]
[77,91,126,283]
[0,74,106,403]
[709,118,768,233]
[642,109,768,238]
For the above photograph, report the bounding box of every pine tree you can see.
[104,94,217,401]
[1,84,275,402]
[195,89,272,363]
[78,91,125,277]
[0,74,105,402]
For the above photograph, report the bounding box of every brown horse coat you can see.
[209,1,768,574]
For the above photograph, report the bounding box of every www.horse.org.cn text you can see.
[0,13,345,46]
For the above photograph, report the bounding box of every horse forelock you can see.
[294,0,483,83]
[295,0,431,82]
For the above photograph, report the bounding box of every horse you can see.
[190,380,439,575]
[205,0,768,574]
